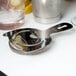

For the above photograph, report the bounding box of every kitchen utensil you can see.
[3,23,73,55]
[32,0,62,24]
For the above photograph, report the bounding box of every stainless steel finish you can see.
[3,23,73,55]
[32,0,62,24]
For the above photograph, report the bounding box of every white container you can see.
[0,0,24,30]
[32,0,62,24]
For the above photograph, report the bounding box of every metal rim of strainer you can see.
[9,39,50,55]
[8,29,52,55]
[11,29,43,46]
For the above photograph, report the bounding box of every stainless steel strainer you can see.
[3,23,73,55]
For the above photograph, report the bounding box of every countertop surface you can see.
[0,1,76,76]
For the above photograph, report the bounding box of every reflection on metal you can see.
[3,23,73,55]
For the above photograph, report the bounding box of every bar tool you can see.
[3,23,73,55]
[32,0,62,24]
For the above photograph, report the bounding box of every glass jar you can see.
[0,0,24,30]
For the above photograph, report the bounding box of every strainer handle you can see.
[48,23,73,35]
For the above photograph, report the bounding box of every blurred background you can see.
[24,0,75,15]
